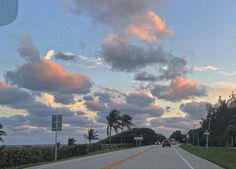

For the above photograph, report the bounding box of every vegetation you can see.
[169,130,185,143]
[181,144,236,169]
[106,109,122,145]
[0,143,130,168]
[0,123,6,143]
[120,114,134,144]
[99,128,166,145]
[85,129,99,144]
[189,93,236,147]
[67,137,76,146]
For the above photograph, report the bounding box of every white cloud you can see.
[44,50,54,60]
[193,65,236,77]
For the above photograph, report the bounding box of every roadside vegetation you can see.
[0,123,6,143]
[188,93,236,147]
[181,144,236,169]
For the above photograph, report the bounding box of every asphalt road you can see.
[27,145,223,169]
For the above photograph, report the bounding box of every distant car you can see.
[171,141,177,145]
[155,141,161,145]
[162,140,171,147]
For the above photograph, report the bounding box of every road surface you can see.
[27,145,223,169]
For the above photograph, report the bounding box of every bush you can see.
[0,144,101,168]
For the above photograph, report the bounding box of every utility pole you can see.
[206,117,211,150]
[193,124,196,145]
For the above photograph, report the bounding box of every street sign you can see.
[52,115,62,131]
[204,130,210,135]
[134,136,143,141]
[52,115,62,161]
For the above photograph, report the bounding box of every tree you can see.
[106,109,121,145]
[86,129,99,144]
[0,123,6,143]
[120,114,134,144]
[169,130,184,143]
[226,115,236,146]
[99,128,166,146]
[197,93,236,147]
[68,137,76,146]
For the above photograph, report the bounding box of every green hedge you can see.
[0,144,101,168]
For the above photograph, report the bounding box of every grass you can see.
[180,144,236,169]
[4,147,132,169]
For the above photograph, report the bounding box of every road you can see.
[27,145,223,169]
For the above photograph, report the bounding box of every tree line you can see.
[189,93,236,147]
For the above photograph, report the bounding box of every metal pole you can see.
[208,118,211,147]
[206,134,209,151]
[55,117,58,161]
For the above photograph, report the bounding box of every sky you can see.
[0,0,236,145]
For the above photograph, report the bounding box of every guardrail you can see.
[101,144,132,150]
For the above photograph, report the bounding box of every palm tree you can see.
[120,114,134,144]
[68,137,76,146]
[106,109,121,146]
[86,129,99,144]
[0,123,6,143]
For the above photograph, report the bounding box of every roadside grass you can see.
[180,144,236,169]
[4,147,132,169]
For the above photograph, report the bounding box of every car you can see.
[171,141,177,145]
[162,140,171,147]
[155,141,161,145]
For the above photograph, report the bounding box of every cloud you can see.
[180,101,209,120]
[127,11,173,43]
[151,77,208,102]
[193,65,220,72]
[94,92,113,104]
[83,95,94,101]
[158,56,189,80]
[55,52,77,61]
[126,92,155,107]
[193,65,236,77]
[62,0,172,43]
[53,93,75,105]
[0,82,33,105]
[150,117,195,131]
[91,90,164,125]
[100,34,188,77]
[101,34,167,72]
[134,71,158,82]
[5,59,92,95]
[44,50,54,60]
[17,34,40,62]
[84,100,106,112]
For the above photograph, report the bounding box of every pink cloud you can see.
[127,11,173,43]
[5,59,92,95]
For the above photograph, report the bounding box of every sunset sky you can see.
[0,0,236,145]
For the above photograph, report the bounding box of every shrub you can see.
[0,144,100,168]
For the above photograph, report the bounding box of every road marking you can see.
[101,146,156,169]
[174,148,195,169]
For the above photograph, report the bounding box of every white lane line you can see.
[174,148,195,169]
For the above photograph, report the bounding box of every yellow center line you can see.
[101,146,157,169]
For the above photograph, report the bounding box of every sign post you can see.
[52,115,62,161]
[134,136,143,147]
